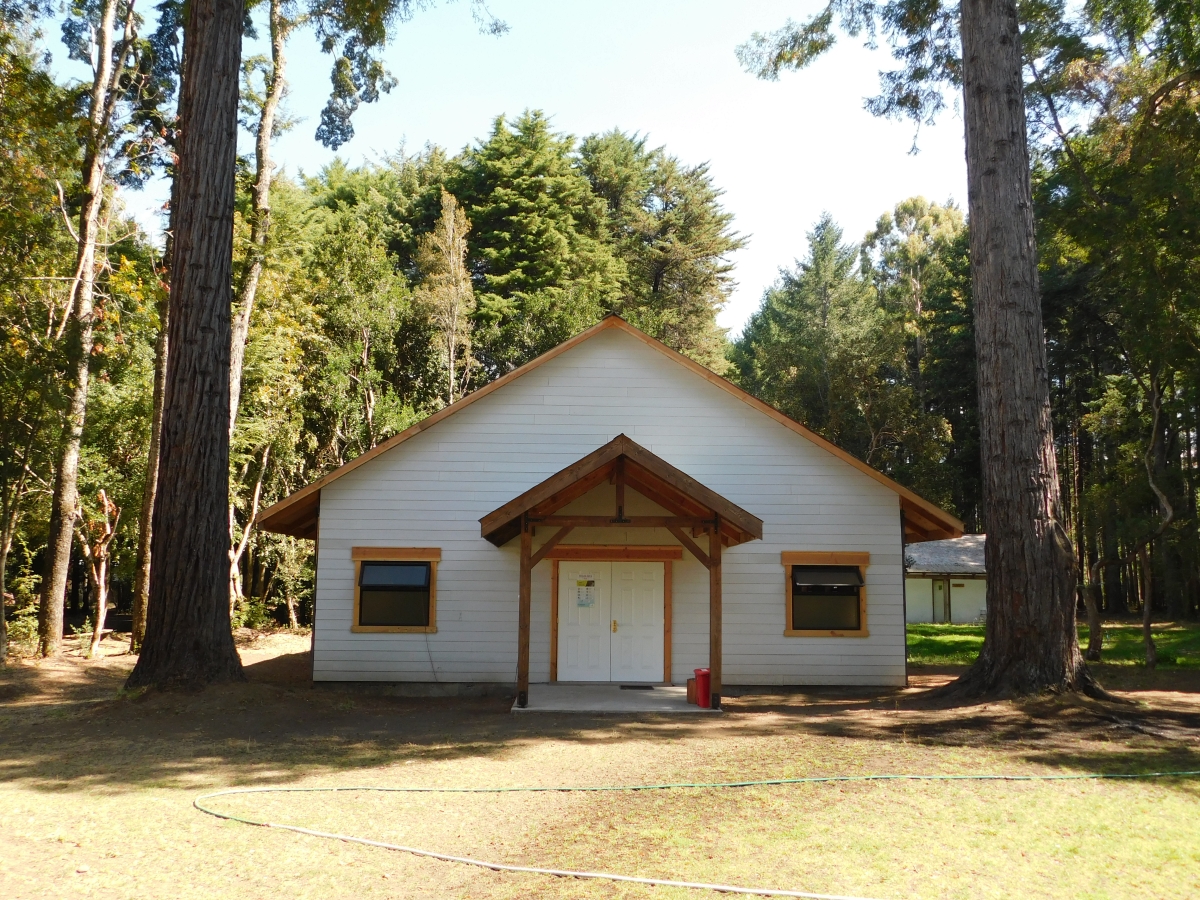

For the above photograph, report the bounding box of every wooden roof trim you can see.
[480,439,628,536]
[259,315,962,540]
[607,323,964,538]
[618,440,762,537]
[479,434,763,545]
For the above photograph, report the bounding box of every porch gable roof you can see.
[479,434,764,548]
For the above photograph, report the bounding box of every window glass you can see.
[359,562,431,627]
[360,562,429,588]
[792,565,862,630]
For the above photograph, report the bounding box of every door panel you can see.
[557,564,611,681]
[609,562,664,682]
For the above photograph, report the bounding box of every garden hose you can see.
[194,769,1200,899]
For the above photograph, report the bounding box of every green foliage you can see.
[69,617,93,657]
[579,130,743,371]
[731,210,969,518]
[450,110,622,375]
[4,608,39,655]
[1034,24,1200,615]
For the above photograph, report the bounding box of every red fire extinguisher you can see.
[694,667,711,709]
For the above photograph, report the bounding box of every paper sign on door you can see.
[575,577,597,608]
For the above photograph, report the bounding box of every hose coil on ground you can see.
[195,769,1200,900]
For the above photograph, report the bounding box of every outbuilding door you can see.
[557,561,664,682]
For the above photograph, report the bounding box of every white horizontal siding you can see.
[315,327,907,686]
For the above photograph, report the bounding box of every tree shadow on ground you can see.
[2,647,1197,796]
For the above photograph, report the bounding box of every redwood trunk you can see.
[126,0,246,688]
[951,0,1098,696]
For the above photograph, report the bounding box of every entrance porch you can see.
[480,434,763,710]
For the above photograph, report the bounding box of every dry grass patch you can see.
[1,640,1198,899]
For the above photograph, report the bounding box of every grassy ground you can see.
[1,632,1199,900]
[907,621,1200,668]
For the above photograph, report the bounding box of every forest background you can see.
[1,0,1197,657]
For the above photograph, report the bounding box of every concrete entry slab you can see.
[513,683,718,714]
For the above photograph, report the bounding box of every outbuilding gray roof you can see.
[904,534,986,575]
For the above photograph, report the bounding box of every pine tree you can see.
[580,130,743,371]
[450,110,621,375]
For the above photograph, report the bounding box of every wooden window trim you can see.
[783,551,870,637]
[351,548,441,633]
[352,546,442,561]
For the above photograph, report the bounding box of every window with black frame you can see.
[358,561,432,627]
[790,565,863,631]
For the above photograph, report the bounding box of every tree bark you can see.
[1140,545,1157,669]
[38,0,137,657]
[948,0,1100,697]
[130,286,169,652]
[126,0,246,689]
[0,502,19,663]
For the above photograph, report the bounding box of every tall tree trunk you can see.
[229,445,268,616]
[0,503,18,663]
[950,0,1099,697]
[37,0,136,657]
[1140,544,1157,669]
[126,0,246,689]
[1074,426,1103,660]
[1,440,35,663]
[130,287,169,651]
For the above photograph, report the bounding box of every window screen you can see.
[358,561,431,627]
[791,565,863,631]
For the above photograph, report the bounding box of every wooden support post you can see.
[517,516,532,708]
[663,559,673,684]
[615,457,626,520]
[550,559,559,683]
[709,518,722,710]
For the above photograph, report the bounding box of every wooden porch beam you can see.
[517,518,532,708]
[530,526,573,568]
[709,518,723,710]
[667,524,711,569]
[529,515,716,528]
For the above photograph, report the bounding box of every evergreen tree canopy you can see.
[580,130,743,371]
[449,110,621,374]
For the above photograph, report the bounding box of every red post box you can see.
[694,667,711,709]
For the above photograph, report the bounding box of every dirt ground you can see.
[1,632,1198,899]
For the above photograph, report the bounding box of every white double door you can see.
[558,561,664,683]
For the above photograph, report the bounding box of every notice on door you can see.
[575,577,597,608]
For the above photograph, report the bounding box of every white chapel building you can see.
[260,316,963,707]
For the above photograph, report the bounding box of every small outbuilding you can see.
[260,316,962,706]
[904,534,987,624]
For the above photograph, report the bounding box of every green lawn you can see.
[908,621,1200,668]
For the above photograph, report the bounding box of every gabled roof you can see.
[479,434,764,547]
[905,534,986,575]
[258,315,964,541]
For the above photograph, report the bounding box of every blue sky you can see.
[62,0,969,336]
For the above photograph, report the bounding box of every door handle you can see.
[611,619,618,633]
